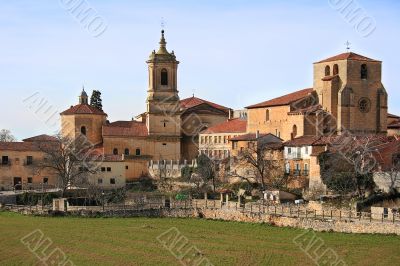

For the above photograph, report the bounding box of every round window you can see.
[358,98,371,113]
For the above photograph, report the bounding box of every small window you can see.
[333,64,339,75]
[110,178,116,185]
[107,167,111,172]
[161,68,168,85]
[162,143,167,146]
[27,177,32,184]
[43,177,48,184]
[325,65,331,76]
[124,148,130,156]
[113,148,118,155]
[305,146,309,154]
[2,156,9,165]
[81,126,87,135]
[163,122,166,127]
[26,156,33,165]
[136,148,141,156]
[265,109,270,121]
[125,165,129,170]
[288,148,292,154]
[292,125,298,138]
[361,64,368,79]
[101,167,106,172]
[98,178,103,184]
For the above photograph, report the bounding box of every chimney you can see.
[228,109,232,120]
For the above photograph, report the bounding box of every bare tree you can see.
[196,154,218,192]
[0,129,16,142]
[37,134,101,197]
[233,140,283,191]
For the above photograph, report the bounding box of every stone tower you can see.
[60,89,107,145]
[313,52,388,135]
[145,30,181,159]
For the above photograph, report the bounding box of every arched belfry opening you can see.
[161,68,168,85]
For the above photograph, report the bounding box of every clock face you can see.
[358,97,371,113]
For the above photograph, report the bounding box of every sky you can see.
[0,0,399,140]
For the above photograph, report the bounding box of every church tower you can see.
[145,30,181,160]
[313,52,388,135]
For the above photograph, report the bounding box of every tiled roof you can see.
[388,121,400,129]
[103,121,148,137]
[230,133,282,142]
[23,134,58,142]
[0,142,41,151]
[288,104,322,115]
[321,75,338,81]
[315,52,380,64]
[201,118,247,134]
[388,113,400,119]
[246,88,314,109]
[180,96,230,112]
[284,136,324,147]
[61,104,107,115]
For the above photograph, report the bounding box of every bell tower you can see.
[145,30,181,159]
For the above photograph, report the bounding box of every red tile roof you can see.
[388,121,400,129]
[284,136,324,147]
[180,96,230,112]
[23,134,58,142]
[103,121,148,137]
[315,52,380,64]
[61,104,107,116]
[201,118,247,134]
[0,142,41,151]
[246,88,314,109]
[388,113,400,119]
[230,133,282,142]
[288,104,322,115]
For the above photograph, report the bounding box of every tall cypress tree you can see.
[90,90,103,111]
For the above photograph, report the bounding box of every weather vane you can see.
[161,17,165,30]
[345,41,351,52]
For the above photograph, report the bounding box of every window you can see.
[124,148,130,156]
[218,136,221,143]
[43,177,48,184]
[162,143,167,146]
[288,148,292,154]
[113,148,118,155]
[136,148,141,156]
[27,177,32,184]
[110,178,116,185]
[325,65,331,76]
[333,64,339,75]
[81,126,87,135]
[265,109,270,121]
[358,98,371,113]
[101,167,106,172]
[161,68,168,85]
[214,136,218,143]
[292,125,297,138]
[1,156,9,165]
[305,146,309,154]
[98,178,103,184]
[26,156,33,165]
[163,122,166,127]
[201,137,204,144]
[125,165,129,170]
[107,167,111,172]
[304,164,309,176]
[361,64,368,79]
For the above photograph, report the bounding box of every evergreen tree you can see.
[90,90,103,111]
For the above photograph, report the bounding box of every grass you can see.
[0,211,399,265]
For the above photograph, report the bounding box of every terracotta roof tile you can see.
[246,88,314,109]
[201,118,247,134]
[288,104,322,115]
[61,104,107,116]
[315,52,380,64]
[180,96,229,112]
[0,141,59,151]
[388,121,400,129]
[23,134,58,142]
[103,121,148,137]
[230,133,282,143]
[388,113,400,119]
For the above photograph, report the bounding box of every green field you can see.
[0,211,399,265]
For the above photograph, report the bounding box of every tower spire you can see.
[157,30,169,54]
[79,87,88,105]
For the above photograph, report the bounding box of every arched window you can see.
[124,148,130,156]
[80,126,86,135]
[113,148,118,155]
[361,64,368,79]
[333,64,339,75]
[161,69,168,85]
[325,65,331,76]
[292,125,297,138]
[135,148,141,156]
[265,109,270,121]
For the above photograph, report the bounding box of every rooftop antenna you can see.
[345,41,351,52]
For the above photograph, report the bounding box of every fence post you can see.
[213,200,216,208]
[322,210,324,219]
[205,200,208,208]
[289,207,292,217]
[235,203,237,211]
[370,212,372,222]
[305,210,308,219]
[393,214,395,224]
[339,211,341,221]
[297,208,300,218]
[330,210,333,219]
[274,206,277,215]
[359,212,362,221]
[314,210,317,219]
[195,201,198,209]
[250,204,253,213]
[382,213,384,223]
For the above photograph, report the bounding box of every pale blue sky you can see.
[1,0,399,140]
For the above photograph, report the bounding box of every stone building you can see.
[246,52,390,141]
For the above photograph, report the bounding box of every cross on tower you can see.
[161,17,165,30]
[345,41,351,52]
